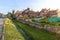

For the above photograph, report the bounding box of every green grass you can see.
[13,20,60,40]
[4,18,26,40]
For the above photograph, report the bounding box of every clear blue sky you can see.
[0,0,60,14]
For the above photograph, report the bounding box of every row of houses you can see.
[13,8,60,21]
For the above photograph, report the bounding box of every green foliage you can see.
[40,18,50,26]
[7,10,15,19]
[40,17,60,26]
[13,20,60,40]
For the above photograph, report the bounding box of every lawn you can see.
[4,18,26,40]
[13,20,60,40]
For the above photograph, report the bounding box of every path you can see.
[0,18,5,40]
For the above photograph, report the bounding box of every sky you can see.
[0,0,60,14]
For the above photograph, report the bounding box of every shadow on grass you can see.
[12,20,31,40]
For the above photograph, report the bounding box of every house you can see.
[40,8,48,16]
[14,10,23,20]
[0,13,5,18]
[22,8,40,18]
[22,8,30,15]
[47,10,57,17]
[27,10,40,18]
[39,8,49,19]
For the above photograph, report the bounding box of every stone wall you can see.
[20,20,60,34]
[44,25,60,34]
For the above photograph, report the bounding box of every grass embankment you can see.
[13,20,60,40]
[4,18,26,40]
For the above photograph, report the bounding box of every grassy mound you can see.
[4,18,26,40]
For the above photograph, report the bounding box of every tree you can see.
[7,12,11,18]
[7,10,15,19]
[11,10,15,19]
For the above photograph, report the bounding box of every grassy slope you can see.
[4,18,26,40]
[14,20,60,40]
